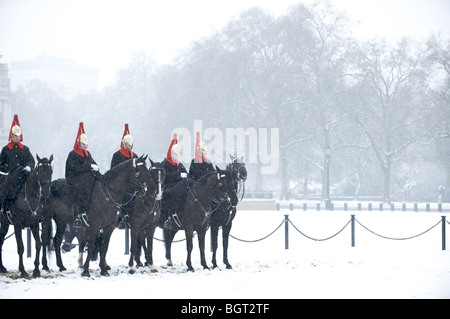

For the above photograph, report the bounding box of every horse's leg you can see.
[134,231,143,267]
[144,224,158,273]
[81,228,94,277]
[197,227,209,270]
[54,221,67,271]
[210,224,219,269]
[128,228,138,273]
[99,227,114,276]
[14,227,28,278]
[40,219,51,271]
[185,228,195,272]
[0,221,9,273]
[78,227,87,269]
[163,228,177,267]
[222,222,233,269]
[30,224,42,277]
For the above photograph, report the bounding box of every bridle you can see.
[24,161,52,217]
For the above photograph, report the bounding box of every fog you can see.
[1,0,450,203]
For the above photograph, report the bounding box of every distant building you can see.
[0,60,11,142]
[10,55,99,99]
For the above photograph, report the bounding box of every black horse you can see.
[79,155,152,277]
[160,167,238,272]
[211,156,247,269]
[127,160,165,273]
[0,155,53,278]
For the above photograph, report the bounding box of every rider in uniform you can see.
[161,133,189,229]
[189,132,215,180]
[65,122,101,228]
[0,114,35,219]
[111,123,138,228]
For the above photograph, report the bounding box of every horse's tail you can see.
[43,220,54,257]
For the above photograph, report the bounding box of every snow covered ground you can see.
[1,209,449,299]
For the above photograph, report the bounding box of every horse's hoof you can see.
[20,271,29,278]
[0,266,8,273]
[100,270,110,277]
[42,266,50,272]
[59,266,67,272]
[105,265,111,271]
[81,270,90,277]
[202,265,210,270]
[187,267,195,272]
[225,264,233,270]
[150,266,158,273]
[32,269,41,278]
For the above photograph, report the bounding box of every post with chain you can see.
[351,215,355,247]
[284,214,289,250]
[442,216,446,251]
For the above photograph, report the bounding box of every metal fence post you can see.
[27,227,31,258]
[351,215,355,247]
[442,216,446,251]
[124,228,130,255]
[284,214,289,250]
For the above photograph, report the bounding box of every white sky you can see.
[1,0,449,88]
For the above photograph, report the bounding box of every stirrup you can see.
[164,218,172,230]
[6,210,13,225]
[74,217,82,229]
[81,213,90,227]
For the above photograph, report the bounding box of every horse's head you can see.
[149,159,165,199]
[129,155,153,196]
[216,166,239,207]
[34,154,54,198]
[227,155,247,182]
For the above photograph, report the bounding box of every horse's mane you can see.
[103,158,133,183]
[194,171,218,186]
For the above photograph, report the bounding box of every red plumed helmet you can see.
[166,133,178,166]
[73,122,88,156]
[9,114,23,143]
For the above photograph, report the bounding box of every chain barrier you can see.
[355,218,442,241]
[288,218,351,242]
[229,219,285,243]
[227,215,447,251]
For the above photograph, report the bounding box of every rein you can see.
[23,164,52,217]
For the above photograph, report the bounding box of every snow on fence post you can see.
[351,215,356,248]
[442,216,446,251]
[284,214,289,250]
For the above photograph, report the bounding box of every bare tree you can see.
[350,38,431,203]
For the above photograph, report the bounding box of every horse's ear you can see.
[238,156,244,163]
[49,155,54,163]
[150,159,155,167]
[229,154,236,163]
[36,154,41,162]
[215,165,222,173]
[142,154,148,163]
